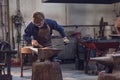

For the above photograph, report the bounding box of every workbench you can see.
[79,39,120,74]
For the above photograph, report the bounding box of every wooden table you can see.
[0,50,17,80]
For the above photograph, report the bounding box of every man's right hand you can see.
[31,40,43,48]
[63,37,70,44]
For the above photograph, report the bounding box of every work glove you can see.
[63,37,70,45]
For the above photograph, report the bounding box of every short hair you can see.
[33,12,45,24]
[33,12,45,19]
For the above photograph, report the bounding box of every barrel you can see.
[32,61,63,80]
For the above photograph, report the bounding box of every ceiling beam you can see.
[42,0,120,4]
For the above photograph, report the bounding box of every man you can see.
[23,12,69,62]
[114,15,120,34]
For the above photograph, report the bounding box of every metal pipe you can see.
[16,0,20,11]
[6,0,10,43]
[0,2,4,40]
[63,24,114,27]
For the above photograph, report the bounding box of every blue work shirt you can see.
[23,18,66,46]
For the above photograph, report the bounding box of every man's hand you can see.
[31,40,43,48]
[63,37,70,44]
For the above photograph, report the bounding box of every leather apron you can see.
[37,24,51,47]
[117,27,120,34]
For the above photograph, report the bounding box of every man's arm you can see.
[46,19,70,44]
[46,19,66,37]
[23,24,33,44]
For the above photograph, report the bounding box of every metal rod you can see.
[0,2,4,40]
[63,24,114,27]
[7,0,10,42]
[16,0,20,11]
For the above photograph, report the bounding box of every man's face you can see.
[33,17,44,28]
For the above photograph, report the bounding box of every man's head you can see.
[33,12,45,27]
[115,15,120,27]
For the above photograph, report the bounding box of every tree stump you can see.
[98,71,115,80]
[32,61,63,80]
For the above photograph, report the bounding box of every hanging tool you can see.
[11,16,15,49]
[99,17,108,39]
[11,0,24,58]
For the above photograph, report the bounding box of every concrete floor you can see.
[11,63,98,80]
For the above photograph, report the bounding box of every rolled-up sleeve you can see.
[23,25,32,44]
[55,24,66,37]
[47,19,66,37]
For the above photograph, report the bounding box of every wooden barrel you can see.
[32,61,63,80]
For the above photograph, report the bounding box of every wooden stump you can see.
[32,61,63,80]
[98,71,115,80]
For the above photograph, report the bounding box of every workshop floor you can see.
[11,63,98,80]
